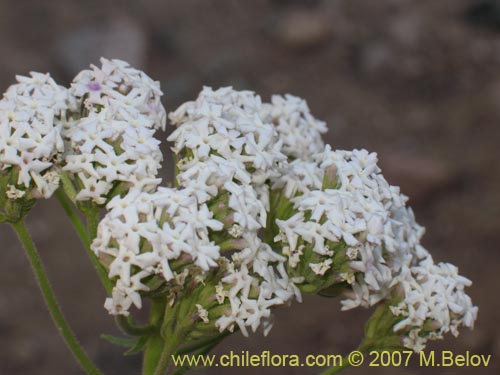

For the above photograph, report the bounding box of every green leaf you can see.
[20,198,36,219]
[125,335,149,356]
[101,334,137,348]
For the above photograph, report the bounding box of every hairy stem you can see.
[152,340,177,375]
[319,354,352,375]
[56,189,112,294]
[171,333,230,375]
[11,220,104,375]
[173,153,180,188]
[55,189,89,248]
[85,206,113,293]
[143,299,167,375]
[86,206,100,241]
[321,343,373,375]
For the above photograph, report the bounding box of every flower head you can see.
[261,94,327,160]
[0,72,72,201]
[62,58,166,205]
[92,87,303,335]
[71,58,166,131]
[388,253,477,352]
[272,143,477,349]
[92,187,223,315]
[214,236,301,336]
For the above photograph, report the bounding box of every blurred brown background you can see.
[1,0,499,374]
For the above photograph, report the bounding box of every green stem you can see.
[87,206,100,241]
[173,153,180,188]
[60,170,77,201]
[143,299,167,375]
[11,220,104,375]
[85,206,113,294]
[56,190,112,295]
[321,341,374,375]
[151,298,185,375]
[172,333,230,375]
[55,189,89,248]
[152,340,177,375]
[319,354,352,375]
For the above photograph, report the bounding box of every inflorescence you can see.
[0,59,477,351]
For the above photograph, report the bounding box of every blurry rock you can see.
[357,42,394,76]
[273,9,331,50]
[465,0,500,31]
[355,41,422,82]
[55,17,148,75]
[379,152,458,204]
[389,14,422,46]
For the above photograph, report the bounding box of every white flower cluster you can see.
[261,95,328,199]
[270,156,324,199]
[92,187,223,315]
[166,86,477,342]
[63,58,166,204]
[390,253,477,352]
[0,72,71,198]
[168,87,301,335]
[70,58,166,131]
[276,146,404,295]
[168,86,285,212]
[274,144,477,350]
[261,94,327,160]
[0,65,475,347]
[215,235,301,336]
